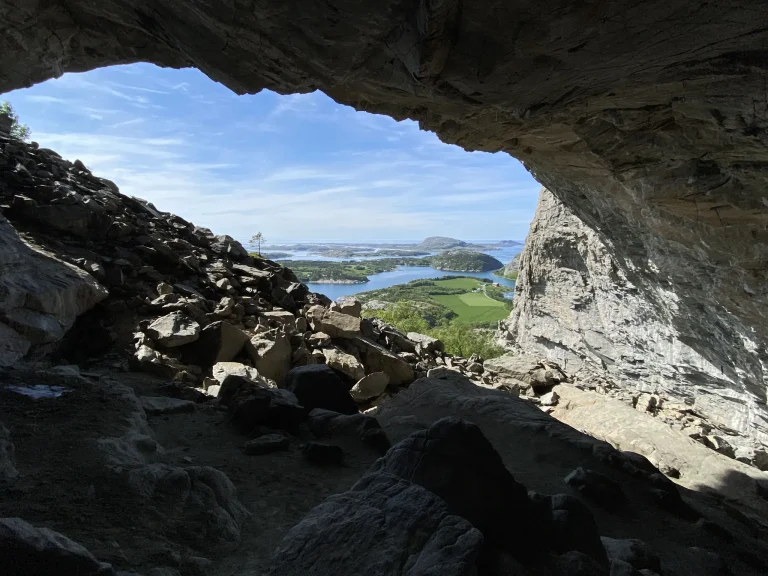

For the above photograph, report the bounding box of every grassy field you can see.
[358,275,512,325]
[433,292,508,324]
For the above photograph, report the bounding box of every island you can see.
[430,250,503,272]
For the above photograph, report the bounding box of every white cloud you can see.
[5,64,540,244]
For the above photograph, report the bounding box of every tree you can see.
[250,232,264,256]
[0,101,30,141]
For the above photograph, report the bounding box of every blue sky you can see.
[4,63,540,244]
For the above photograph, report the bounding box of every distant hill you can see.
[498,240,524,246]
[430,250,503,272]
[418,236,468,250]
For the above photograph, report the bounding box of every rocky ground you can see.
[1,126,768,575]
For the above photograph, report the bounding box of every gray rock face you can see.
[2,3,768,466]
[266,472,483,576]
[501,188,767,457]
[0,215,108,365]
[0,517,113,576]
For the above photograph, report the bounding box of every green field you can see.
[432,277,480,290]
[433,292,508,324]
[358,275,511,358]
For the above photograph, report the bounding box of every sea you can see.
[264,243,523,301]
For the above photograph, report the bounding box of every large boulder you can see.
[218,375,305,434]
[484,354,566,392]
[247,332,292,385]
[407,332,444,355]
[350,371,390,402]
[306,305,361,338]
[371,417,535,559]
[185,321,249,367]
[0,517,113,576]
[348,337,414,386]
[0,215,108,364]
[329,296,362,317]
[321,347,365,381]
[211,362,275,389]
[284,364,358,415]
[266,472,482,576]
[146,311,200,348]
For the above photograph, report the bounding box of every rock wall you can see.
[501,188,767,458]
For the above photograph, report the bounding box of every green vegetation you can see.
[358,276,511,358]
[282,251,504,283]
[1,101,30,141]
[281,259,412,283]
[431,250,503,272]
[250,232,264,256]
[363,300,505,359]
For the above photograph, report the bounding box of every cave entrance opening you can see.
[3,62,540,299]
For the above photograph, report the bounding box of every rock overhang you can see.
[1,0,766,441]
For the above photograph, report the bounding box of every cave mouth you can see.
[1,1,767,463]
[4,63,541,255]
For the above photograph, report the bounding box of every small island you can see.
[430,250,503,272]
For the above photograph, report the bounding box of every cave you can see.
[3,0,765,454]
[2,2,768,574]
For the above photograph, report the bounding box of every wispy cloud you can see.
[4,62,540,243]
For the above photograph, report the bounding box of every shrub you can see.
[0,101,30,141]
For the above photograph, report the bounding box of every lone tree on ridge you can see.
[250,232,264,256]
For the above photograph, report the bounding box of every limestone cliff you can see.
[501,188,767,460]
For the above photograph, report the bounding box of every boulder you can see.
[140,396,196,415]
[243,434,290,455]
[350,371,390,402]
[564,467,625,510]
[261,310,296,326]
[600,538,661,574]
[265,472,482,576]
[0,215,108,362]
[484,355,566,392]
[371,417,535,559]
[211,362,275,389]
[284,364,358,415]
[635,394,659,414]
[321,347,365,381]
[0,517,113,576]
[146,311,200,348]
[218,375,305,434]
[247,333,292,385]
[186,321,249,367]
[125,464,248,550]
[540,390,560,406]
[407,332,444,355]
[307,409,391,455]
[349,337,414,386]
[549,494,610,567]
[307,305,361,338]
[329,296,362,317]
